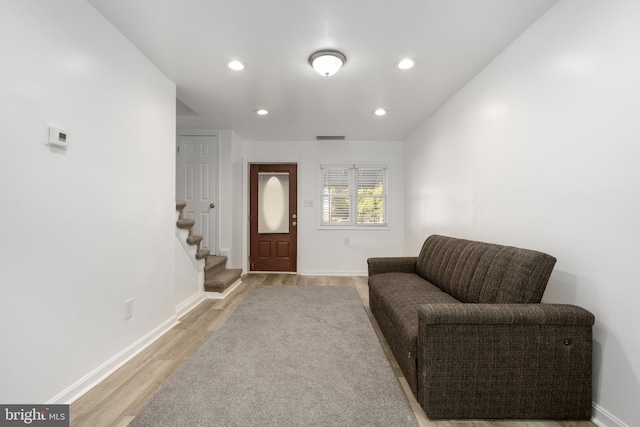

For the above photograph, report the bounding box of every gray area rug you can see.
[130,285,418,426]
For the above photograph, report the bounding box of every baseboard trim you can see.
[298,270,367,277]
[176,291,206,319]
[592,402,629,427]
[49,315,179,405]
[205,279,242,300]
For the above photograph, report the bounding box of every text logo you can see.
[1,405,68,427]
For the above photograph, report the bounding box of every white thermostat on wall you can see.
[47,125,69,149]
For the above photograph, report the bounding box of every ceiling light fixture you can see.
[228,60,245,71]
[308,50,346,77]
[396,58,415,70]
[256,109,269,115]
[374,108,387,116]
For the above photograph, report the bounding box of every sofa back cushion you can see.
[416,235,556,304]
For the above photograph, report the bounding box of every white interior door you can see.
[176,135,218,253]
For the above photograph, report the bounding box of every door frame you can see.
[249,163,297,272]
[176,130,221,255]
[242,158,299,273]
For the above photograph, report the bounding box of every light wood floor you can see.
[69,274,596,427]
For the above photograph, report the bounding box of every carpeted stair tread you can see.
[174,204,239,296]
[195,249,211,260]
[186,235,203,246]
[204,269,242,293]
[176,218,195,229]
[205,255,228,272]
[175,201,187,220]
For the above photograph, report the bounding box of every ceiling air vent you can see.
[316,136,345,141]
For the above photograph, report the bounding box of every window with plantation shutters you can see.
[320,165,388,227]
[321,167,352,225]
[356,167,386,225]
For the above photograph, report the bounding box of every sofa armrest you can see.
[367,257,418,276]
[418,303,594,326]
[416,303,594,420]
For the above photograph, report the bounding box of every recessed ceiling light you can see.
[396,58,415,70]
[374,108,387,116]
[228,60,245,71]
[256,109,269,116]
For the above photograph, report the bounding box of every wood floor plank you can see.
[129,329,187,364]
[119,360,182,416]
[153,328,209,363]
[211,280,255,310]
[113,416,135,427]
[174,299,216,327]
[71,359,174,427]
[204,308,239,332]
[69,275,596,427]
[184,307,225,332]
[70,328,183,415]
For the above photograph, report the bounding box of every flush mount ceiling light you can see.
[256,109,269,115]
[374,108,387,116]
[308,50,346,77]
[396,58,415,70]
[228,60,245,71]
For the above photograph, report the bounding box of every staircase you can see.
[176,201,242,296]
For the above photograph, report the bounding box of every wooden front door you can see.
[249,164,297,272]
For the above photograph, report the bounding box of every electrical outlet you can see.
[124,299,133,320]
[344,237,350,246]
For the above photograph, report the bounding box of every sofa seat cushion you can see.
[369,273,461,358]
[369,272,443,301]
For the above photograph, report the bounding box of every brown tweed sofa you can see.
[368,235,594,420]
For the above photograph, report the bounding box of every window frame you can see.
[318,163,390,230]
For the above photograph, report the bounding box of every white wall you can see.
[0,0,176,403]
[229,131,244,268]
[174,233,203,312]
[218,130,234,261]
[243,140,404,275]
[404,1,640,425]
[218,129,245,268]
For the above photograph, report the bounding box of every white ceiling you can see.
[87,0,558,141]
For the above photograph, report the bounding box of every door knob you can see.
[292,221,297,227]
[209,203,215,209]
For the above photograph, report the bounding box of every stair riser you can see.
[204,270,242,293]
[204,255,227,271]
[205,264,227,279]
[176,201,187,221]
[186,237,203,249]
[176,222,195,231]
